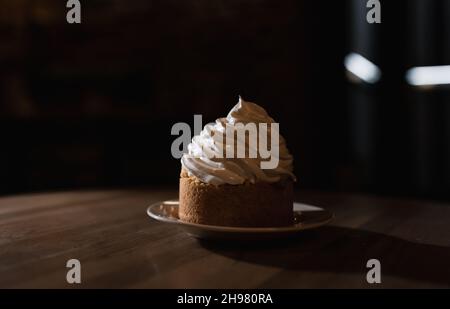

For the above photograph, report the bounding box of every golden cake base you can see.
[179,171,294,227]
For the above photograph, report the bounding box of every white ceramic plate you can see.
[147,200,334,241]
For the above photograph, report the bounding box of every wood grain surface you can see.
[0,189,449,288]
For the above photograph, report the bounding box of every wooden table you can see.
[0,188,449,288]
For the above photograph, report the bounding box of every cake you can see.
[179,97,296,227]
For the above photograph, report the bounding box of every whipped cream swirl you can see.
[181,97,296,185]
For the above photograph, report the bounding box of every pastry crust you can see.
[179,170,294,227]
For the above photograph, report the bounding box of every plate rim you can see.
[147,200,334,234]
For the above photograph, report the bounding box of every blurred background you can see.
[0,0,449,200]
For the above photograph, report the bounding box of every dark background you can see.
[0,0,449,200]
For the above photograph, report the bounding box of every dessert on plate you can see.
[179,97,296,227]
